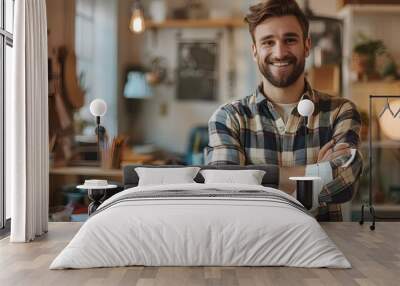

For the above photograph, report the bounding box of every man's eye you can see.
[285,38,298,44]
[263,40,275,47]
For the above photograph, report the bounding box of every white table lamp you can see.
[89,99,107,162]
[297,99,315,164]
[298,99,315,127]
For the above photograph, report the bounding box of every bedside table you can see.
[77,183,118,215]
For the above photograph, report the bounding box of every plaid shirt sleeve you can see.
[206,105,246,165]
[318,101,364,204]
[207,96,363,206]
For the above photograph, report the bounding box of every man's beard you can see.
[257,54,305,88]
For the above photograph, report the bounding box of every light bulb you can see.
[129,8,145,33]
[90,99,107,117]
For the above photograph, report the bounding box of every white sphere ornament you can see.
[90,99,107,117]
[297,99,315,117]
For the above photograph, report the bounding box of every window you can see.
[1,0,14,231]
[75,0,94,106]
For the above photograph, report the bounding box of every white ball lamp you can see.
[90,99,107,118]
[89,99,107,162]
[297,99,315,128]
[297,99,315,164]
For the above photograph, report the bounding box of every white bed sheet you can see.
[50,183,351,269]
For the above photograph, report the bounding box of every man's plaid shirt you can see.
[206,82,363,221]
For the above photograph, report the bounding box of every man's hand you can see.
[317,140,351,163]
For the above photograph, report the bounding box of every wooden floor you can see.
[0,222,399,286]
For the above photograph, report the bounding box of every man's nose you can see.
[273,41,289,59]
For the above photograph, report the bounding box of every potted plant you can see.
[352,33,386,81]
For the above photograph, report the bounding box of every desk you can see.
[50,166,123,177]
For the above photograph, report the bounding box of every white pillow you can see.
[135,167,201,186]
[200,169,266,185]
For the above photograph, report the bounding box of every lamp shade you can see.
[89,99,107,117]
[379,99,400,141]
[297,99,315,117]
[124,71,152,98]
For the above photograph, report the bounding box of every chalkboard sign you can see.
[176,41,218,101]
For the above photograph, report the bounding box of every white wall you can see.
[92,0,118,137]
[75,0,118,137]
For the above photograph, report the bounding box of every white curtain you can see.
[7,0,49,242]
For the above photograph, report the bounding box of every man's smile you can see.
[257,52,304,88]
[270,61,291,67]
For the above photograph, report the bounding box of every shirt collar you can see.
[255,79,319,114]
[255,84,268,106]
[301,80,318,104]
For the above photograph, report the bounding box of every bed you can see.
[50,165,350,269]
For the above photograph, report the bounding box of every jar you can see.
[149,0,166,23]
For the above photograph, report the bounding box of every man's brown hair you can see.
[244,0,309,43]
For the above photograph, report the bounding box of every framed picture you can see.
[176,41,218,101]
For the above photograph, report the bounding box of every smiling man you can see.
[206,0,363,221]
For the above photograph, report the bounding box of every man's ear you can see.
[252,43,258,63]
[305,36,311,58]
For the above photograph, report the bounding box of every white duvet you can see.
[50,183,351,269]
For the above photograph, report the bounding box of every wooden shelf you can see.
[346,81,400,111]
[351,81,400,97]
[351,80,400,87]
[145,18,246,29]
[339,4,400,17]
[50,166,122,177]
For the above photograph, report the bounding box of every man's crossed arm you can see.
[206,101,363,205]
